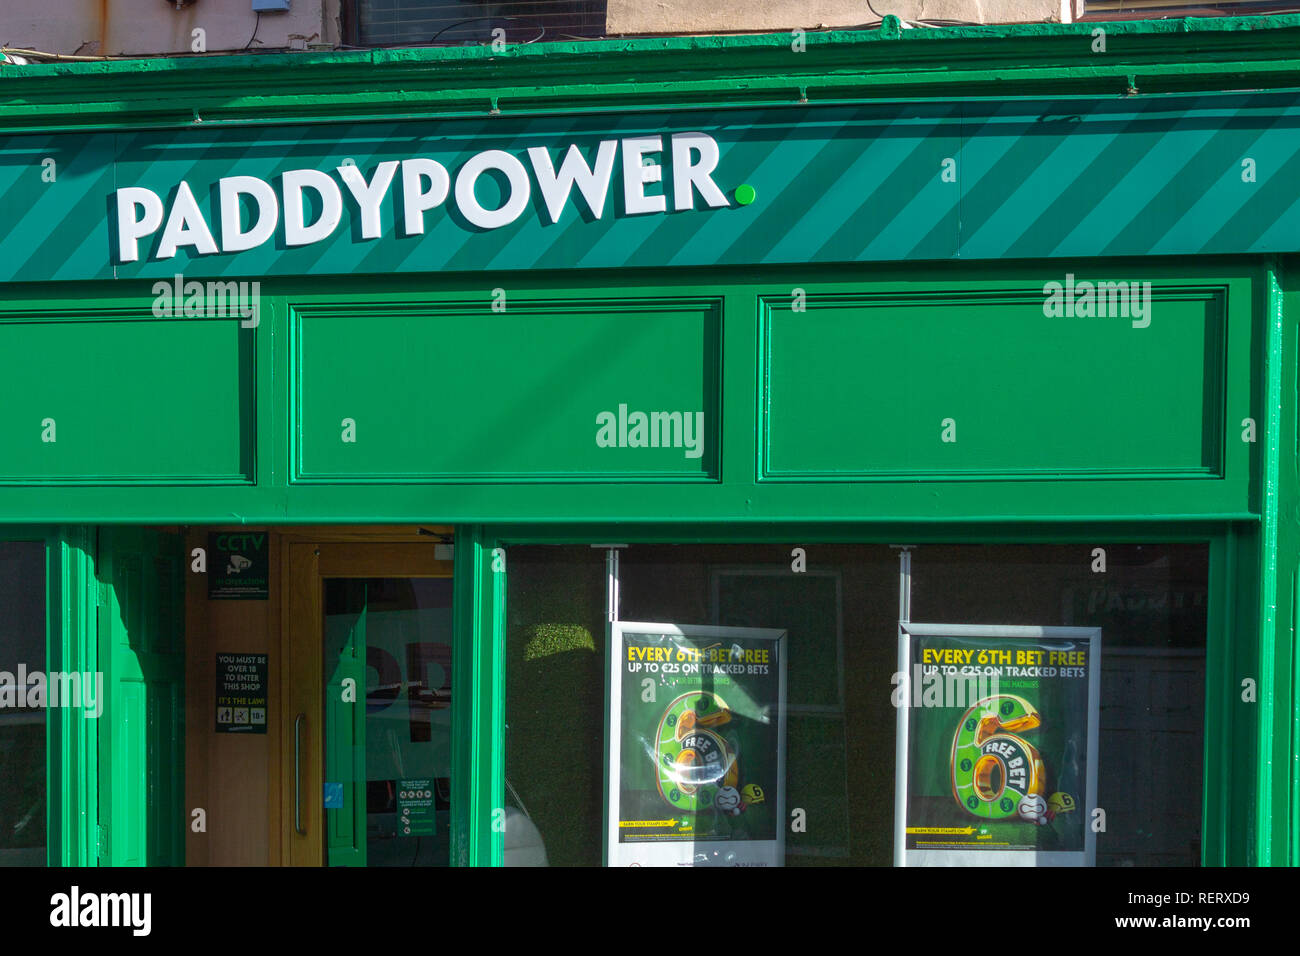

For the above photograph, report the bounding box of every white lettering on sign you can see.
[112,134,732,263]
[219,175,279,253]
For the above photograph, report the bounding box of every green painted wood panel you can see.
[0,311,253,484]
[0,262,1260,523]
[762,288,1226,478]
[293,300,720,481]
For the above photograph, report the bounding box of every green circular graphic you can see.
[735,184,757,206]
[654,691,739,812]
[950,694,1046,821]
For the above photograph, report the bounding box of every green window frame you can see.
[0,526,97,866]
[1,525,186,867]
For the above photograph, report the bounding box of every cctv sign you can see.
[208,531,268,600]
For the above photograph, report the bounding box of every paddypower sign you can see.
[114,133,729,263]
[2,91,1300,282]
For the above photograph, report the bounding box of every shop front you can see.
[1,18,1297,867]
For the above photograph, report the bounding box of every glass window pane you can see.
[323,577,453,867]
[504,546,605,866]
[0,541,47,866]
[505,542,1207,867]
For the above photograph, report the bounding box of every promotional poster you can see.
[606,622,787,867]
[896,624,1100,866]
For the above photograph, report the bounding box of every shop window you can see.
[0,541,47,865]
[504,542,1208,866]
[504,547,606,866]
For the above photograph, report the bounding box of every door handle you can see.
[294,713,306,836]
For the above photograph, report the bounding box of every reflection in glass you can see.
[323,577,452,867]
[506,543,1209,867]
[0,542,46,866]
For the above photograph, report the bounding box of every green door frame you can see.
[451,526,506,867]
[324,579,369,867]
[50,526,99,866]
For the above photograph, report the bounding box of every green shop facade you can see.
[1,17,1299,868]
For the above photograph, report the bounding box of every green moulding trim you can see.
[5,16,1300,130]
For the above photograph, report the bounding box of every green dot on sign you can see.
[735,184,756,205]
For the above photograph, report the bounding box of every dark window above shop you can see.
[1080,0,1298,18]
[345,0,608,47]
